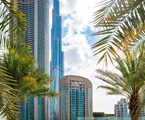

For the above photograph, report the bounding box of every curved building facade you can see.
[59,75,93,120]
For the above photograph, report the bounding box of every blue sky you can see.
[50,0,124,114]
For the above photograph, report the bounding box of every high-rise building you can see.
[140,106,145,118]
[50,0,64,119]
[17,0,49,120]
[114,98,129,120]
[59,75,92,120]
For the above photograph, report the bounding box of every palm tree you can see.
[0,0,25,42]
[96,52,145,120]
[3,40,59,98]
[0,65,18,120]
[0,0,57,119]
[93,0,145,64]
[0,0,26,119]
[0,41,58,119]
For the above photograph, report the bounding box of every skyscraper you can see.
[17,0,49,119]
[114,98,129,120]
[50,0,64,119]
[59,75,92,120]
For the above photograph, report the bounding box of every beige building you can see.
[59,75,93,120]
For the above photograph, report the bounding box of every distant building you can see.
[93,112,115,120]
[93,112,105,118]
[115,98,145,120]
[114,98,129,120]
[59,75,92,120]
[140,106,145,118]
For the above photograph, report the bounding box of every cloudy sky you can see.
[50,0,124,114]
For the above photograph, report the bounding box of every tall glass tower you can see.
[50,0,64,119]
[17,0,49,119]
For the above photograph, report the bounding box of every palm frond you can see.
[98,85,123,95]
[115,58,130,77]
[0,97,18,120]
[131,31,145,53]
[32,68,53,87]
[93,0,145,64]
[96,69,124,87]
[0,0,25,44]
[96,69,131,96]
[0,65,18,120]
[24,87,59,98]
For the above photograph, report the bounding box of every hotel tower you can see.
[17,0,49,119]
[59,75,93,120]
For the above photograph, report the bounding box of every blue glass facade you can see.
[114,98,130,120]
[17,0,49,119]
[50,0,64,119]
[59,86,68,120]
[59,75,93,120]
[18,0,35,53]
[70,89,85,120]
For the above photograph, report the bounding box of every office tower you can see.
[59,75,92,120]
[17,0,49,119]
[114,98,129,120]
[50,0,64,119]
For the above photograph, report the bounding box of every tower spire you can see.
[50,0,64,120]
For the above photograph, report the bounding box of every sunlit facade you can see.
[49,0,63,119]
[114,98,129,120]
[17,0,49,119]
[59,75,92,120]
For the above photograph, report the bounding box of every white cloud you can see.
[63,32,91,69]
[60,0,96,33]
[60,0,123,114]
[64,46,85,66]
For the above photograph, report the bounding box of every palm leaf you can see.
[27,88,59,98]
[98,85,123,95]
[0,0,25,45]
[0,64,18,120]
[93,0,145,64]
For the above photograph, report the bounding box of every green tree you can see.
[1,41,58,120]
[93,0,145,64]
[0,0,58,119]
[0,0,25,42]
[96,52,145,120]
[0,0,26,119]
[0,65,18,120]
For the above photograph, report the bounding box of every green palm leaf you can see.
[0,40,58,119]
[0,64,18,120]
[93,0,145,64]
[27,87,59,98]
